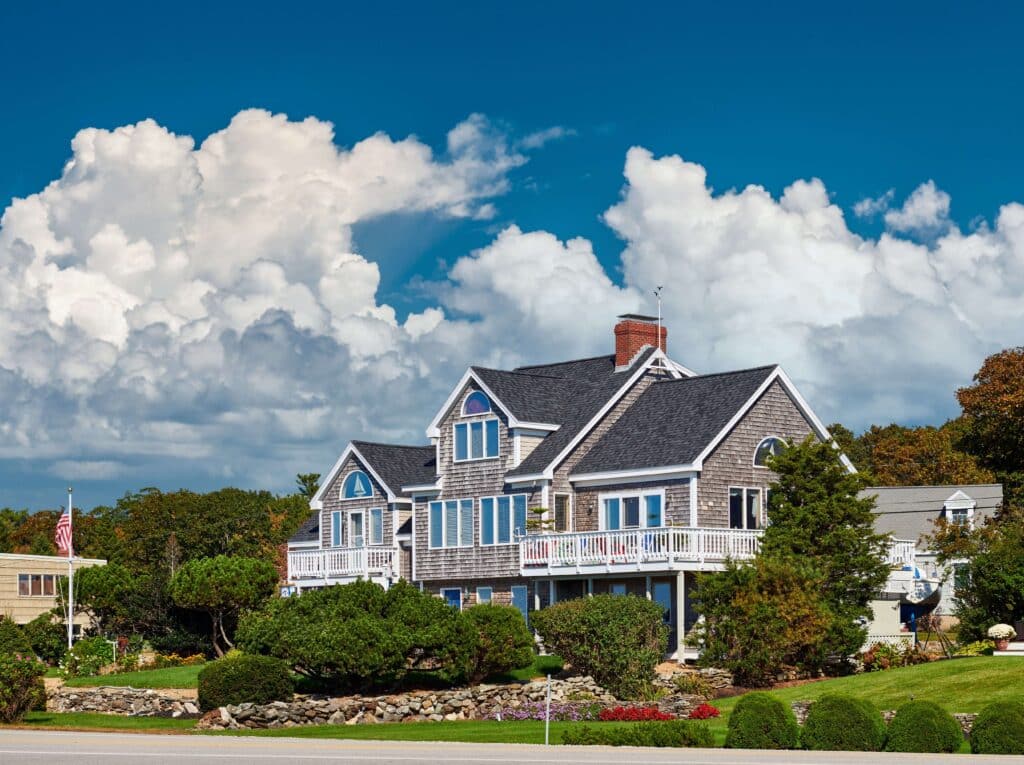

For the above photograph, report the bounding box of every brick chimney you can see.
[614,314,666,368]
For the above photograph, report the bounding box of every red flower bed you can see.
[688,702,721,720]
[598,705,674,722]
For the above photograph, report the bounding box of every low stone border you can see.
[48,686,201,718]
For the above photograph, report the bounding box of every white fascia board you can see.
[773,367,857,473]
[668,358,697,377]
[287,540,320,550]
[0,553,107,564]
[424,368,556,438]
[570,466,698,488]
[513,422,560,432]
[402,482,442,494]
[309,442,399,505]
[535,348,676,480]
[505,475,548,487]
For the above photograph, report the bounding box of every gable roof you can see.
[287,512,320,545]
[863,484,1003,543]
[572,366,778,475]
[309,441,436,508]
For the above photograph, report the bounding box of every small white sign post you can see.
[544,673,552,745]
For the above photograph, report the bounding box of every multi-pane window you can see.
[553,494,571,533]
[18,574,56,597]
[476,586,493,604]
[429,499,474,548]
[454,420,499,461]
[601,492,663,530]
[480,494,527,545]
[729,487,762,529]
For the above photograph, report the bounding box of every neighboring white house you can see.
[863,484,1003,643]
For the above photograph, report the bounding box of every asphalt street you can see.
[2,731,1024,765]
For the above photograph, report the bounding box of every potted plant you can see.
[987,623,1016,651]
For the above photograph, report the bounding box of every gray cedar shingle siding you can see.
[863,484,1002,544]
[318,454,393,548]
[575,479,691,532]
[696,379,815,526]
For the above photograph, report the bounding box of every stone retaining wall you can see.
[48,686,201,718]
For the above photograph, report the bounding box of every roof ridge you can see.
[514,353,615,370]
[662,364,777,383]
[471,366,599,386]
[352,440,433,450]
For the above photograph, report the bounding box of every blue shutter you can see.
[497,496,511,544]
[481,498,495,545]
[331,511,342,546]
[455,424,468,461]
[645,495,662,527]
[460,499,474,547]
[429,502,442,548]
[513,494,527,539]
[485,419,499,457]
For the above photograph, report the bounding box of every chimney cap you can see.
[617,313,659,323]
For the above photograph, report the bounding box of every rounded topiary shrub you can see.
[725,692,799,749]
[885,700,962,753]
[464,604,534,683]
[800,694,886,751]
[197,654,294,711]
[971,700,1024,755]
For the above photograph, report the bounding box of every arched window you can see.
[754,437,786,467]
[462,391,492,416]
[341,470,372,499]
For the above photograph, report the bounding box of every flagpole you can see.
[67,486,74,651]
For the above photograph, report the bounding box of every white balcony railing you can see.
[520,527,763,572]
[520,529,921,575]
[288,546,398,581]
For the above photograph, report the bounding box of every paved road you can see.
[1,730,1023,764]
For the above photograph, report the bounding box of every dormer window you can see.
[341,470,372,499]
[944,490,976,527]
[754,437,786,467]
[454,419,499,461]
[463,391,492,416]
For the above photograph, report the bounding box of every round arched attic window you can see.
[341,470,372,499]
[463,390,492,416]
[754,437,787,467]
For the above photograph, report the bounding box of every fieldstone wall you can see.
[197,677,620,730]
[791,701,977,736]
[48,686,201,718]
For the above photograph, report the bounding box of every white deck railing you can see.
[288,546,398,581]
[519,527,763,572]
[886,539,917,568]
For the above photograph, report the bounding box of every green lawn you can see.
[62,663,206,689]
[14,712,196,731]
[713,656,1024,716]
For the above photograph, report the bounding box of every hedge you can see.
[464,604,534,683]
[562,720,713,747]
[197,654,294,711]
[724,692,799,749]
[800,694,885,751]
[885,700,962,753]
[971,700,1024,755]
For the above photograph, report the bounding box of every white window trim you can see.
[597,489,666,531]
[368,507,385,546]
[441,587,463,611]
[553,492,573,533]
[461,390,493,417]
[331,510,343,547]
[728,486,764,529]
[479,493,529,546]
[349,511,365,548]
[340,469,374,501]
[452,419,501,463]
[476,586,493,605]
[752,435,787,468]
[428,498,475,549]
[18,573,56,598]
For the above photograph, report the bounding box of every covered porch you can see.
[287,545,399,589]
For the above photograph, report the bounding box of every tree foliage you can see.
[170,555,278,656]
[295,473,321,498]
[530,594,667,699]
[236,580,477,693]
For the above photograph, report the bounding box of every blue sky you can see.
[2,1,1023,509]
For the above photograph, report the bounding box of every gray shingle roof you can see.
[571,366,777,474]
[287,512,320,544]
[506,349,659,478]
[352,441,437,493]
[863,484,1003,543]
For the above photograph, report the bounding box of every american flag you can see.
[55,511,72,556]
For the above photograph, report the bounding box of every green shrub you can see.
[0,616,32,656]
[885,700,962,753]
[530,594,667,699]
[672,673,714,698]
[725,692,799,749]
[971,700,1024,755]
[0,652,47,723]
[197,654,294,711]
[561,720,713,747]
[800,694,885,751]
[22,614,66,665]
[61,636,114,678]
[464,604,534,683]
[236,580,477,693]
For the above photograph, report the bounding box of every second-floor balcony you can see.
[288,546,398,583]
[520,528,921,577]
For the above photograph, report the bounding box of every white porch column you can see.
[676,571,687,657]
[645,575,652,600]
[689,475,698,527]
[587,577,594,596]
[548,579,556,607]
